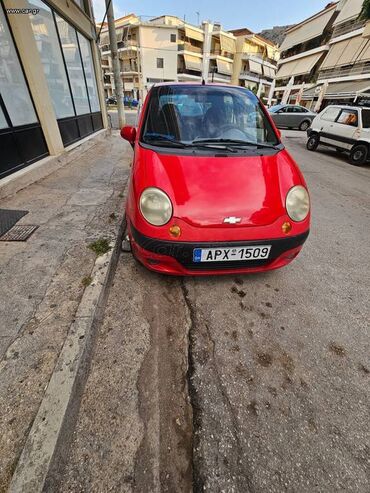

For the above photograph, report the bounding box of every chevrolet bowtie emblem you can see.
[223,217,242,224]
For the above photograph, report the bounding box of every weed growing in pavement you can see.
[88,238,111,256]
[81,276,93,287]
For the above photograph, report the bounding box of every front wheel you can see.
[349,144,368,166]
[299,120,311,132]
[307,134,319,151]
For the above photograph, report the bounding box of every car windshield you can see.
[141,85,279,147]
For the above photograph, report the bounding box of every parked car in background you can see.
[269,104,316,131]
[307,104,370,166]
[120,83,310,276]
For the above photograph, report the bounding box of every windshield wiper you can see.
[143,134,237,152]
[143,134,189,148]
[193,138,279,149]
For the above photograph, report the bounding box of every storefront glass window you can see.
[0,105,8,129]
[0,5,37,126]
[28,0,75,118]
[77,33,101,112]
[55,14,90,115]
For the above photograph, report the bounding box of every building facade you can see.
[302,0,370,108]
[100,15,276,100]
[0,0,107,181]
[274,2,339,107]
[230,28,278,104]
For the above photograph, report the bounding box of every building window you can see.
[0,6,37,126]
[78,33,101,112]
[0,3,48,178]
[28,0,74,118]
[28,0,103,147]
[157,58,164,69]
[170,34,176,43]
[55,13,90,115]
[0,106,8,130]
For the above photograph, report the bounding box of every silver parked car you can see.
[268,104,316,131]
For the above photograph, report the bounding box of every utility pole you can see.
[106,0,125,128]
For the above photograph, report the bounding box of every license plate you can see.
[193,245,271,263]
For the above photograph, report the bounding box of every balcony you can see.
[318,62,370,81]
[208,71,231,81]
[178,42,203,54]
[332,18,366,39]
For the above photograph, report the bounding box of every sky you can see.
[92,0,332,32]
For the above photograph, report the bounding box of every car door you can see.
[321,108,359,150]
[292,106,311,128]
[316,107,341,145]
[271,106,288,127]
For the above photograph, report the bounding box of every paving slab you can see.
[0,131,131,491]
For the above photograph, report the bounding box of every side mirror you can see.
[120,126,136,147]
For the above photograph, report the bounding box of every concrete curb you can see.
[9,217,126,493]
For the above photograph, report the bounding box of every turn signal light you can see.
[169,225,181,238]
[282,221,292,234]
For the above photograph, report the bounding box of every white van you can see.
[306,105,370,165]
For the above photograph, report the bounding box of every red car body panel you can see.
[124,84,310,276]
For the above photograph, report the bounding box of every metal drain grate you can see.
[0,225,38,242]
[0,209,29,236]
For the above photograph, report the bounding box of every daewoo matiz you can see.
[121,83,310,276]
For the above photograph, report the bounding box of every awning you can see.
[321,36,370,69]
[279,7,336,51]
[263,65,275,78]
[99,31,109,46]
[276,52,322,79]
[184,26,204,42]
[220,34,236,54]
[116,28,124,42]
[183,54,202,72]
[216,58,233,75]
[249,59,263,74]
[333,0,363,26]
[301,80,370,100]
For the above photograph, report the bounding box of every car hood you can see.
[135,147,304,228]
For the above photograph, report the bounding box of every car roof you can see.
[323,105,363,111]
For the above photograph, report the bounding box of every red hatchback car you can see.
[121,83,310,276]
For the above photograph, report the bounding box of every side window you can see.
[321,107,341,122]
[285,107,295,113]
[361,110,370,128]
[157,58,164,69]
[336,110,358,127]
[298,106,308,113]
[170,34,176,43]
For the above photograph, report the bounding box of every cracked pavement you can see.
[58,130,369,492]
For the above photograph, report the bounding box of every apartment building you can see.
[274,2,339,106]
[98,14,239,99]
[301,0,370,108]
[1,0,107,181]
[230,28,278,104]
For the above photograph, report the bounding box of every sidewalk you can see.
[0,131,131,490]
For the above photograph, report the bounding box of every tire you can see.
[299,120,311,132]
[349,144,368,166]
[306,134,319,151]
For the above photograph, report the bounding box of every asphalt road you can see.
[59,130,370,492]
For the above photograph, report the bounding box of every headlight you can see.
[286,186,310,222]
[139,187,173,226]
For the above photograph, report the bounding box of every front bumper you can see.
[130,224,309,276]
